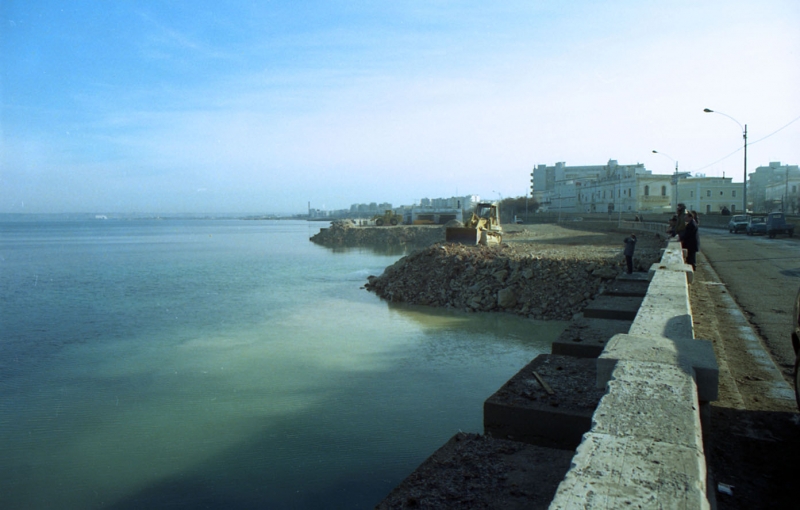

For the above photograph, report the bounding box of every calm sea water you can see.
[0,218,566,510]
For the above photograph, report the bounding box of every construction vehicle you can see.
[445,202,503,245]
[373,210,402,226]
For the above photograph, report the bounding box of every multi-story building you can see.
[531,159,743,214]
[749,161,800,213]
[531,160,670,213]
[764,178,800,213]
[676,176,742,215]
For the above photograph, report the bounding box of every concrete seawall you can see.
[377,231,719,508]
[549,238,717,509]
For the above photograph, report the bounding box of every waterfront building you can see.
[531,160,670,214]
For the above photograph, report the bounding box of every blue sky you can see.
[2,1,799,214]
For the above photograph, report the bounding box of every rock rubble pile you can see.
[310,220,445,247]
[365,243,631,321]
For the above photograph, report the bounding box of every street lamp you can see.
[704,108,747,213]
[652,150,679,209]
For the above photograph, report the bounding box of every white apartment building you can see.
[531,159,741,214]
[532,160,669,213]
[676,177,743,214]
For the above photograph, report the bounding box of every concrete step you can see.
[616,271,651,282]
[603,279,650,297]
[375,432,574,509]
[582,295,643,321]
[484,354,607,450]
[551,316,633,358]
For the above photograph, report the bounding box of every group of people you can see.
[668,204,700,270]
[624,204,700,275]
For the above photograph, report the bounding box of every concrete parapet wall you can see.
[549,238,717,509]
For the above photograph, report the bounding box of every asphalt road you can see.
[697,226,800,380]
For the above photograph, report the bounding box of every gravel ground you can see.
[689,254,800,510]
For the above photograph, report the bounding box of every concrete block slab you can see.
[582,295,643,321]
[376,432,574,510]
[593,360,704,450]
[484,354,606,449]
[597,334,719,401]
[650,268,693,289]
[549,433,709,510]
[649,262,694,284]
[629,271,694,340]
[615,272,652,283]
[602,279,649,297]
[551,317,632,358]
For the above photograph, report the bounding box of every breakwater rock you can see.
[310,220,445,247]
[365,243,629,321]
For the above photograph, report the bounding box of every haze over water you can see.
[0,218,566,509]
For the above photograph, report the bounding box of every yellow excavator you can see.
[445,202,503,245]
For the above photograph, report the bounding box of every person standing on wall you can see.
[675,203,687,238]
[623,233,637,274]
[682,212,699,270]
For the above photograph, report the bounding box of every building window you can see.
[628,188,632,196]
[732,190,736,197]
[793,185,797,193]
[720,191,724,196]
[706,204,711,214]
[644,185,650,196]
[690,191,694,197]
[706,190,711,197]
[661,186,666,196]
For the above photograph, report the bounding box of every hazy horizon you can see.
[3,1,799,214]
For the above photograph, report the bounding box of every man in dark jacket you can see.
[681,213,699,270]
[623,234,637,274]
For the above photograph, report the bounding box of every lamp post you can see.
[704,108,747,213]
[652,150,679,209]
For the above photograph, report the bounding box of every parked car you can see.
[793,286,800,410]
[765,212,795,238]
[727,214,750,233]
[746,216,767,236]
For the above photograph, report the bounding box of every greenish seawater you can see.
[0,218,566,509]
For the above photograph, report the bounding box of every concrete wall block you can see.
[592,361,704,450]
[628,313,694,342]
[629,270,694,340]
[597,334,719,401]
[648,263,694,284]
[650,269,693,290]
[549,432,710,510]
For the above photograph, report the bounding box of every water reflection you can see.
[324,243,416,256]
[385,301,569,348]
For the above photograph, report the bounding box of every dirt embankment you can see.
[363,225,665,321]
[310,220,445,247]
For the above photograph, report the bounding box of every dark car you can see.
[765,212,795,238]
[746,216,767,236]
[793,286,800,409]
[727,214,749,233]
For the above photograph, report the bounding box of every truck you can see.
[765,212,795,238]
[445,202,503,246]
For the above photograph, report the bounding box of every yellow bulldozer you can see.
[445,202,503,245]
[373,210,402,226]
